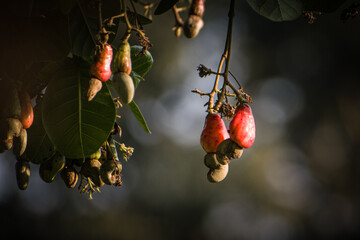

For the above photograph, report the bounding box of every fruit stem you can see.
[121,0,132,41]
[98,0,103,30]
[172,5,184,27]
[213,0,235,111]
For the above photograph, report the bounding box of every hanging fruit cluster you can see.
[200,104,255,183]
[87,33,113,101]
[193,0,255,183]
[0,82,33,190]
[0,0,154,199]
[111,40,135,104]
[157,0,205,38]
[0,83,33,156]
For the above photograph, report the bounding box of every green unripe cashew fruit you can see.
[112,72,135,104]
[60,166,79,189]
[15,160,31,190]
[100,160,122,185]
[111,40,132,75]
[216,138,243,165]
[204,153,221,169]
[39,152,65,183]
[88,148,102,160]
[207,164,228,183]
[80,159,104,187]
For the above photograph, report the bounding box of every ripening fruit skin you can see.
[200,113,230,153]
[112,72,135,104]
[229,104,256,149]
[111,40,132,75]
[90,44,113,82]
[15,160,31,190]
[19,91,34,129]
[189,0,205,17]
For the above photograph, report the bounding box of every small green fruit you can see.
[39,152,65,183]
[112,72,135,104]
[88,148,102,160]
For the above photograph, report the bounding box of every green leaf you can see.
[131,45,154,77]
[42,58,116,159]
[247,0,303,21]
[155,0,179,15]
[130,71,144,89]
[127,101,151,134]
[122,11,152,25]
[23,105,56,164]
[68,5,97,61]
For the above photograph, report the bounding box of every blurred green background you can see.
[0,1,359,239]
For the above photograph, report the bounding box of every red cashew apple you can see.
[200,113,230,153]
[189,0,205,17]
[229,104,255,148]
[90,43,113,82]
[19,91,34,129]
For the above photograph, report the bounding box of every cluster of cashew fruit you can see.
[63,142,123,191]
[16,135,124,193]
[174,0,205,39]
[200,104,256,183]
[87,39,134,105]
[0,83,34,189]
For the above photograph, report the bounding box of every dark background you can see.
[0,1,359,239]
